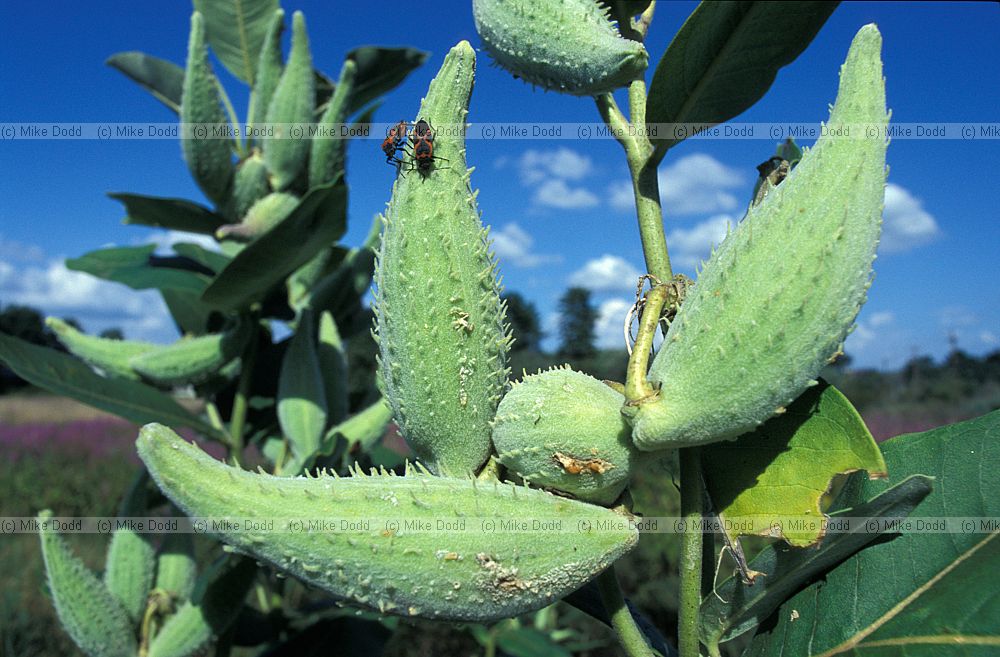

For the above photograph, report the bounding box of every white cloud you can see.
[666,214,733,270]
[595,298,633,349]
[608,180,635,211]
[845,310,898,356]
[514,148,594,184]
[658,154,745,215]
[534,179,600,209]
[980,330,999,346]
[490,223,560,268]
[880,183,940,253]
[869,311,895,328]
[0,234,45,263]
[568,255,641,292]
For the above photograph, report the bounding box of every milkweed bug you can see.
[381,120,409,168]
[406,119,449,174]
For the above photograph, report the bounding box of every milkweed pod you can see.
[309,59,357,188]
[472,0,648,96]
[249,9,285,143]
[103,471,155,624]
[493,367,636,505]
[628,25,888,450]
[263,11,314,191]
[216,191,299,242]
[46,317,156,380]
[155,530,197,602]
[374,42,511,475]
[37,510,137,657]
[129,318,251,387]
[181,12,234,205]
[137,423,638,622]
[229,151,271,220]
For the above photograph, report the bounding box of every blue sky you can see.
[1,1,998,370]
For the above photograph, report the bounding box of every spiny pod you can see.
[37,510,137,657]
[46,317,155,380]
[472,0,648,96]
[181,12,233,205]
[627,25,888,450]
[249,9,285,141]
[147,556,256,657]
[103,471,155,624]
[493,367,636,505]
[263,11,314,191]
[309,59,357,188]
[374,41,511,475]
[129,318,250,387]
[229,151,271,220]
[155,529,197,603]
[216,191,299,242]
[138,423,637,622]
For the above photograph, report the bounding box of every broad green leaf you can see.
[110,192,226,235]
[0,334,221,438]
[201,178,347,311]
[277,310,327,472]
[745,410,1000,656]
[171,242,230,273]
[317,311,348,426]
[496,627,573,657]
[161,288,219,336]
[286,245,349,313]
[192,0,279,84]
[106,52,185,114]
[345,47,429,114]
[67,245,210,295]
[699,475,933,650]
[645,1,837,163]
[316,398,392,468]
[702,382,887,547]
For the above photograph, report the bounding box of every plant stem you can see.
[215,79,245,158]
[625,284,668,404]
[597,566,655,657]
[631,158,672,283]
[678,448,704,657]
[228,325,259,466]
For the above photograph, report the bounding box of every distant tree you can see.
[99,328,125,340]
[0,304,51,346]
[557,287,597,360]
[502,292,542,352]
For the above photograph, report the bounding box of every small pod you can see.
[46,317,155,380]
[216,191,299,242]
[472,0,648,96]
[229,151,271,220]
[628,25,888,450]
[129,319,250,387]
[263,11,314,191]
[248,9,285,142]
[103,471,155,624]
[493,367,636,505]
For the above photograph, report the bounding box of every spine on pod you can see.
[37,510,137,657]
[129,318,251,386]
[374,41,511,475]
[628,25,888,450]
[103,471,156,624]
[472,0,648,96]
[46,317,156,380]
[263,11,314,191]
[181,11,233,205]
[138,423,637,622]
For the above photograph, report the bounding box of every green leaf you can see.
[317,311,348,426]
[67,245,210,295]
[277,310,327,472]
[345,47,429,114]
[0,334,221,437]
[192,0,279,84]
[161,288,219,336]
[701,381,887,547]
[106,51,184,114]
[171,242,231,273]
[104,471,155,624]
[110,192,226,235]
[645,1,837,163]
[201,178,347,311]
[496,627,573,657]
[699,475,933,649]
[745,410,1000,656]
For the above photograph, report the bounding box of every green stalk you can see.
[228,323,259,466]
[624,284,668,404]
[678,448,704,657]
[597,566,655,657]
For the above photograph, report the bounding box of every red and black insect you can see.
[381,120,409,168]
[405,119,449,174]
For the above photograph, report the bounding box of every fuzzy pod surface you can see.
[628,25,888,450]
[104,472,156,624]
[230,151,271,220]
[374,41,511,475]
[493,367,636,505]
[155,530,197,602]
[472,0,648,96]
[138,423,637,622]
[263,11,314,190]
[46,317,155,380]
[181,12,233,205]
[249,9,285,140]
[129,319,250,386]
[217,191,299,241]
[38,511,137,657]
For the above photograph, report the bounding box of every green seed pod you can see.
[375,41,511,476]
[229,151,271,220]
[155,530,197,603]
[147,556,256,657]
[472,0,648,96]
[493,367,636,505]
[104,471,155,624]
[216,191,299,241]
[129,319,250,387]
[138,423,637,622]
[181,12,233,205]
[628,25,888,450]
[46,317,155,380]
[309,59,357,188]
[37,510,137,657]
[249,9,285,141]
[263,11,314,191]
